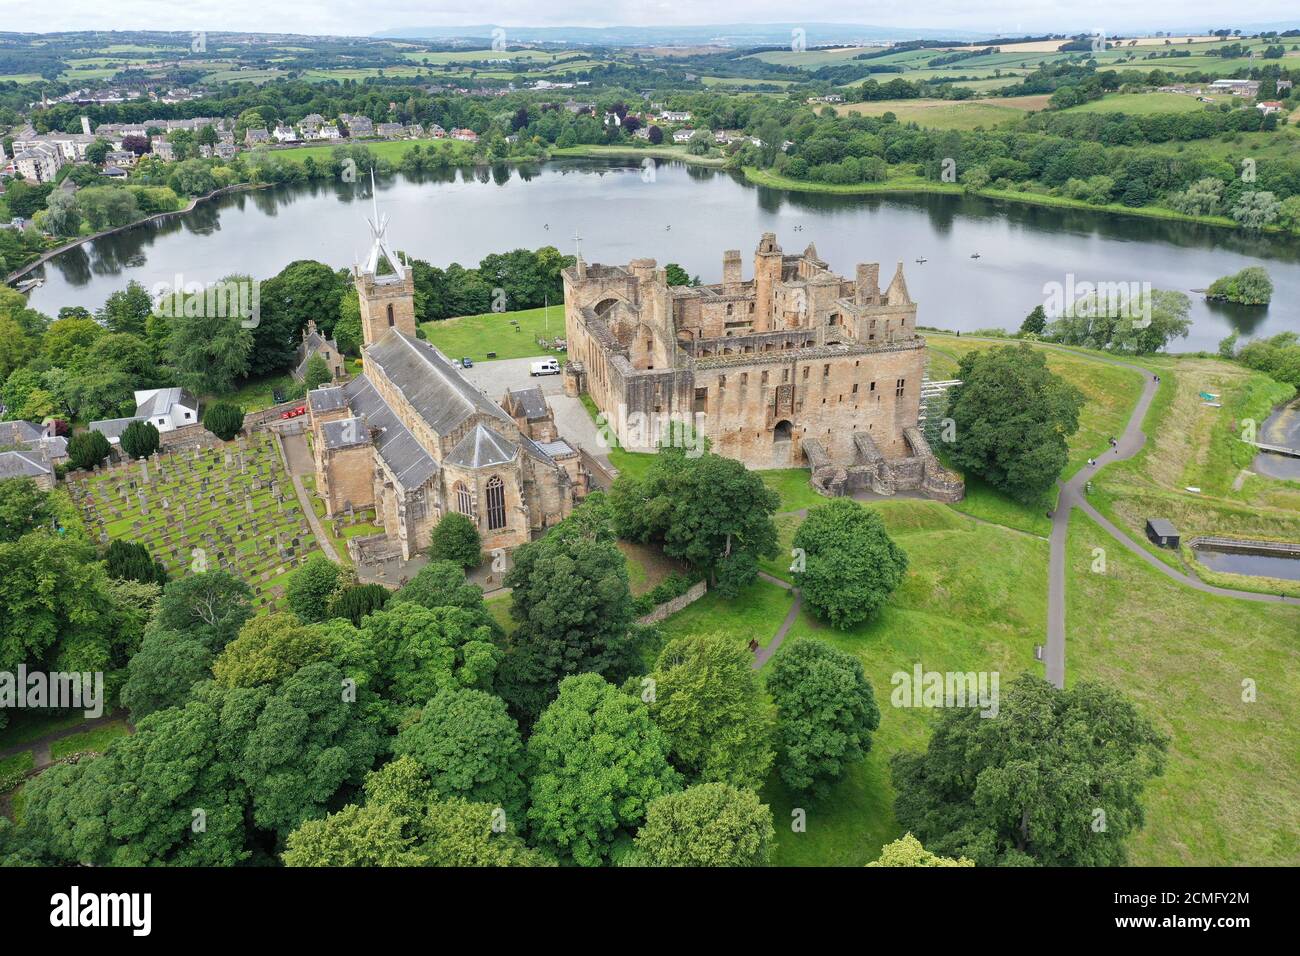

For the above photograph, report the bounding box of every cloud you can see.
[31,1,1300,36]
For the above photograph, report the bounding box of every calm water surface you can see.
[25,158,1300,353]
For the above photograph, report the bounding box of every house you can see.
[0,448,55,490]
[214,143,238,160]
[341,114,374,137]
[0,420,67,460]
[318,124,342,140]
[1208,78,1260,97]
[376,122,405,139]
[105,149,138,168]
[451,128,478,142]
[672,128,695,144]
[90,388,200,444]
[100,165,129,180]
[428,124,447,138]
[660,110,691,122]
[1257,101,1284,115]
[293,319,346,382]
[244,127,270,146]
[272,124,300,143]
[150,137,175,161]
[1145,518,1180,549]
[13,143,64,183]
[299,113,325,137]
[407,123,425,138]
[633,126,651,140]
[807,94,844,104]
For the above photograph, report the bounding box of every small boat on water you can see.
[14,277,44,293]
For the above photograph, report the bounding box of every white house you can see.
[672,128,695,144]
[273,124,300,143]
[90,388,200,445]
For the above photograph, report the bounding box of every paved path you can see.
[0,713,130,769]
[1042,350,1297,688]
[753,572,801,669]
[276,432,341,565]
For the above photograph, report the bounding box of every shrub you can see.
[427,512,482,568]
[328,583,390,626]
[119,420,160,460]
[203,401,244,441]
[105,539,168,585]
[67,430,112,470]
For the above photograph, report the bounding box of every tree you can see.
[390,559,500,635]
[427,512,482,568]
[282,802,418,867]
[104,539,167,585]
[43,190,81,236]
[213,613,339,689]
[945,344,1083,504]
[645,632,774,789]
[792,499,909,629]
[202,402,245,441]
[527,673,681,865]
[1231,190,1280,230]
[393,688,527,820]
[1019,304,1047,336]
[420,798,552,866]
[119,420,160,460]
[361,601,502,710]
[767,638,880,794]
[227,661,383,837]
[892,673,1167,867]
[664,263,691,287]
[43,316,102,367]
[253,260,346,375]
[327,583,389,627]
[627,783,775,867]
[77,186,139,230]
[119,628,212,720]
[334,288,363,355]
[166,305,252,396]
[66,430,111,471]
[647,125,663,145]
[610,445,779,597]
[1207,266,1273,306]
[303,354,331,392]
[12,698,249,866]
[153,570,253,653]
[97,281,154,336]
[498,499,639,722]
[285,553,344,624]
[0,478,53,542]
[867,833,973,867]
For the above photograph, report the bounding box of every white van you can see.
[530,358,561,376]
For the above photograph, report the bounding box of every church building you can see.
[308,206,584,561]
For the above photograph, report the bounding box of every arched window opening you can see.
[455,482,474,518]
[485,476,507,531]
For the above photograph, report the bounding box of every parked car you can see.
[530,358,560,376]
[460,357,473,368]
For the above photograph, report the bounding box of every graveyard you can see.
[65,432,323,611]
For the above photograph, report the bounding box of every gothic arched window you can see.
[454,482,474,519]
[485,476,506,531]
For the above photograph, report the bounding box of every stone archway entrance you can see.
[772,419,794,467]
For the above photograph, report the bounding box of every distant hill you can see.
[374,22,987,47]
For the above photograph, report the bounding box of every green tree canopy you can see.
[792,499,909,629]
[527,673,681,866]
[946,344,1084,504]
[767,638,881,795]
[645,632,774,789]
[427,511,482,568]
[892,673,1167,866]
[867,833,974,867]
[627,783,775,867]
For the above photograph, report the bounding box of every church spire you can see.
[362,167,405,281]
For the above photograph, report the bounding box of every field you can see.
[65,431,322,606]
[420,305,569,363]
[1066,513,1300,865]
[838,97,1043,130]
[1064,92,1222,114]
[275,137,473,167]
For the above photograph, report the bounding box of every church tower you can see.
[356,178,417,348]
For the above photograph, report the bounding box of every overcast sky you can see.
[28,1,1298,37]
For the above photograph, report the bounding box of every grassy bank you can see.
[551,144,729,167]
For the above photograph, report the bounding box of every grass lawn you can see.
[485,594,514,635]
[0,751,35,787]
[551,144,729,167]
[49,721,132,761]
[0,711,90,752]
[1066,512,1300,865]
[275,137,473,166]
[759,509,1049,865]
[212,371,299,413]
[420,305,568,363]
[651,577,796,661]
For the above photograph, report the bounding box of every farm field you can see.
[839,97,1043,129]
